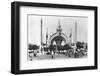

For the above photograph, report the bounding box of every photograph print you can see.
[11,2,97,74]
[27,15,88,61]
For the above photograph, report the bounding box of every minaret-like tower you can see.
[69,28,72,45]
[40,18,43,53]
[46,28,48,47]
[74,21,77,52]
[75,21,77,44]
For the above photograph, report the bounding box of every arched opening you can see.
[51,36,66,46]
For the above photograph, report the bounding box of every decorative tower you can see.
[75,21,77,44]
[69,28,72,45]
[46,28,48,47]
[40,18,43,53]
[74,21,77,52]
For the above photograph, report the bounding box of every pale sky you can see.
[28,15,88,45]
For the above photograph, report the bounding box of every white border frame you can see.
[20,6,95,70]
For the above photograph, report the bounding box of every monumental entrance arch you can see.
[48,24,68,46]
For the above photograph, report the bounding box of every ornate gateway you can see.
[48,21,68,46]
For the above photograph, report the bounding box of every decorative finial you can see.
[58,19,61,28]
[56,19,62,35]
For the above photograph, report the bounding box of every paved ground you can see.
[28,53,87,61]
[31,54,72,60]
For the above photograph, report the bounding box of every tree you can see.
[76,42,84,49]
[63,44,72,50]
[28,44,33,50]
[63,44,72,56]
[28,44,39,57]
[75,42,88,58]
[32,45,39,50]
[28,44,39,50]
